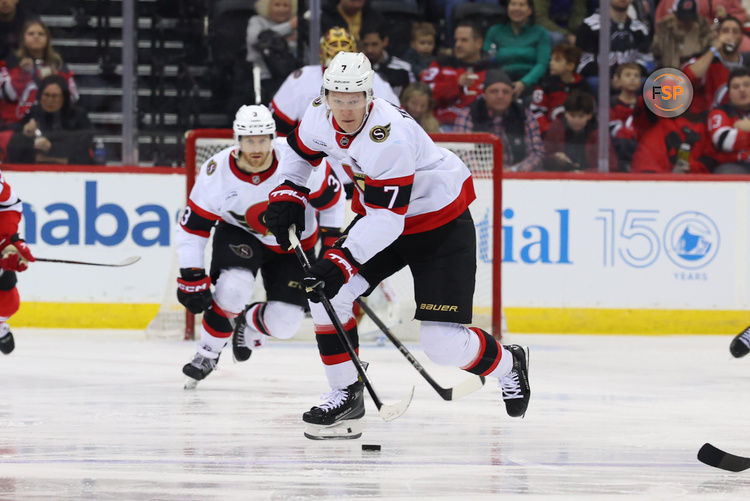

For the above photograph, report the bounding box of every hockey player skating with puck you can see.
[264,52,531,440]
[176,104,344,387]
[0,169,35,355]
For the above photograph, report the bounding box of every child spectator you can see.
[401,82,441,133]
[0,20,78,128]
[402,22,437,77]
[543,90,616,171]
[530,43,588,134]
[609,62,650,169]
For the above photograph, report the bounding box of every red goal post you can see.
[183,129,503,340]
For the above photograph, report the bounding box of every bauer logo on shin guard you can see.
[419,303,458,312]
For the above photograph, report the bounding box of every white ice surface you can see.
[1,330,750,500]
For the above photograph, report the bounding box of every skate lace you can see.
[192,353,217,370]
[740,329,750,347]
[500,371,522,400]
[317,389,349,411]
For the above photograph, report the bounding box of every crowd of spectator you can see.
[0,0,93,164]
[8,0,750,173]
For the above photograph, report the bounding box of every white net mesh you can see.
[161,132,499,341]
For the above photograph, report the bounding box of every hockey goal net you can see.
[172,129,501,341]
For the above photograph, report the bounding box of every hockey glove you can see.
[318,226,343,257]
[177,268,213,314]
[304,247,359,302]
[0,235,35,272]
[264,181,309,251]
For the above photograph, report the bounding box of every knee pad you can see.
[213,268,256,316]
[420,321,477,367]
[262,301,304,339]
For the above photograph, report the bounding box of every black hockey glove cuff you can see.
[304,247,359,302]
[177,268,213,314]
[265,181,310,251]
[318,226,343,257]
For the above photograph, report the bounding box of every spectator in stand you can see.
[683,15,747,113]
[320,0,385,44]
[576,0,652,93]
[360,22,414,98]
[420,20,498,129]
[533,0,588,45]
[654,0,748,26]
[245,0,298,97]
[651,0,712,69]
[542,91,616,171]
[483,0,551,98]
[453,68,544,172]
[5,75,93,164]
[0,0,37,61]
[707,67,750,173]
[609,62,649,170]
[0,19,78,129]
[401,82,441,134]
[631,101,713,173]
[530,43,588,134]
[402,22,437,77]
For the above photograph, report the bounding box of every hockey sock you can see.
[315,317,359,389]
[199,300,234,355]
[245,302,270,336]
[0,287,20,319]
[461,327,512,378]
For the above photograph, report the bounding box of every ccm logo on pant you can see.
[419,303,458,312]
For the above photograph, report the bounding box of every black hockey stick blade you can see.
[288,227,413,422]
[698,443,750,472]
[355,298,486,401]
[35,256,141,267]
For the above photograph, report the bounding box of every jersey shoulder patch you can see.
[312,96,323,107]
[369,123,391,143]
[293,68,303,78]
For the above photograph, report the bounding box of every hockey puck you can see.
[361,444,381,451]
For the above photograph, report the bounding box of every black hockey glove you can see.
[304,247,359,302]
[264,181,309,251]
[318,226,343,258]
[177,268,213,314]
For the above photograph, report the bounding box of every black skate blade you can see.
[698,443,750,472]
[377,386,415,422]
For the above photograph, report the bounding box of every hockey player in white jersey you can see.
[265,52,531,439]
[270,26,400,137]
[176,104,344,387]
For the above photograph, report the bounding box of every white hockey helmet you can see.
[322,52,374,99]
[233,104,276,142]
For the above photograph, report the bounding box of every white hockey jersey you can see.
[276,97,476,265]
[176,139,344,269]
[270,64,400,134]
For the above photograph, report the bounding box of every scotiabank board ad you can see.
[4,167,748,334]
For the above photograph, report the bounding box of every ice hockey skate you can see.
[303,380,365,440]
[182,350,220,389]
[232,303,267,362]
[730,326,750,358]
[0,323,14,355]
[500,345,531,418]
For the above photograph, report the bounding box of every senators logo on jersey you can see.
[228,202,270,235]
[369,124,391,143]
[312,96,323,107]
[206,160,217,175]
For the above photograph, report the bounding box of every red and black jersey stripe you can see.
[287,129,327,166]
[363,174,413,215]
[181,200,220,237]
[309,166,342,211]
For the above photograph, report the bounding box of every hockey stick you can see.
[288,227,413,422]
[355,298,486,401]
[252,65,262,105]
[698,443,750,472]
[35,256,141,267]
